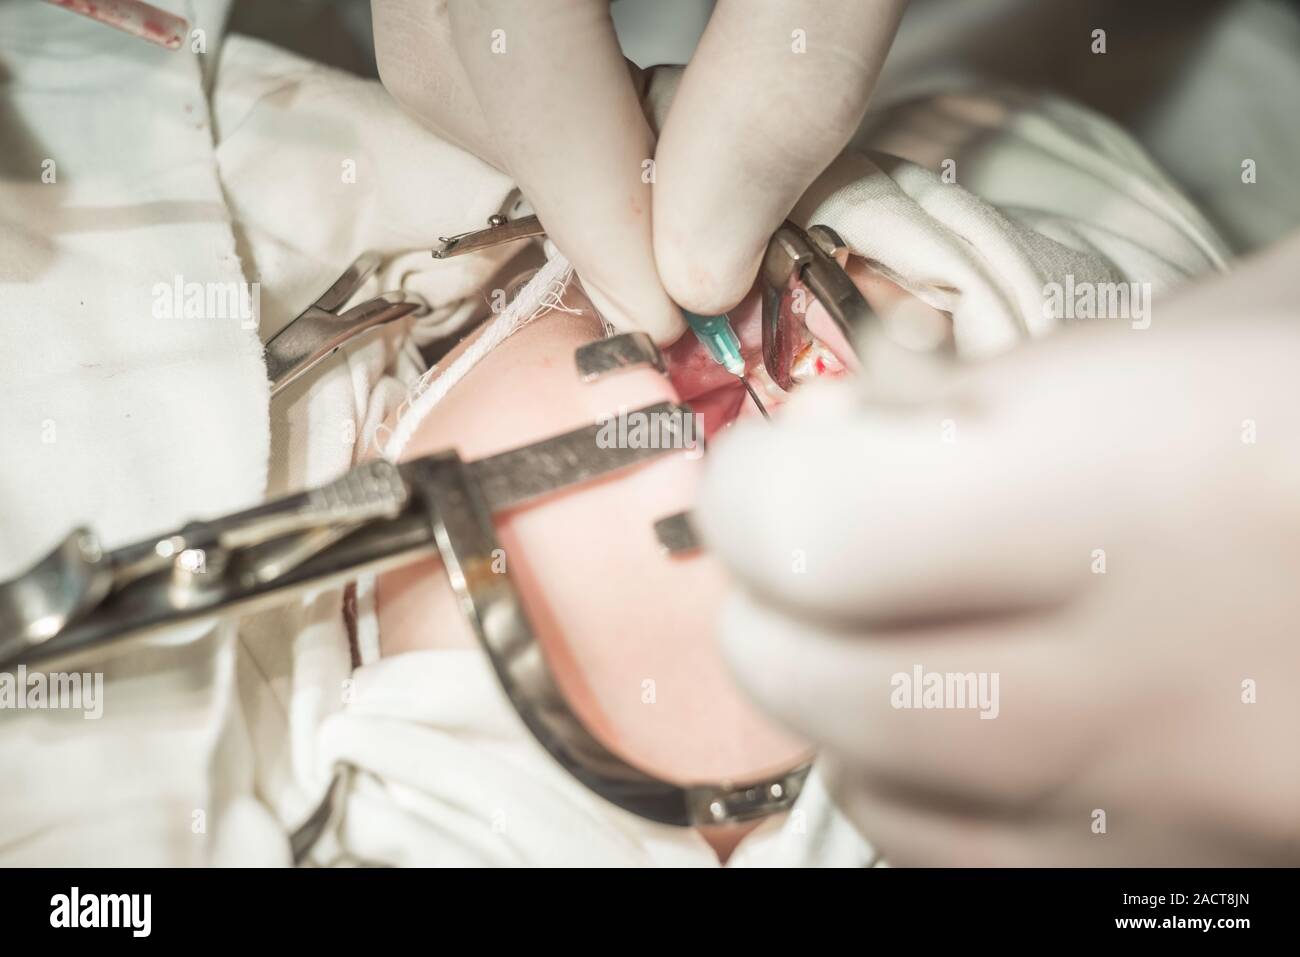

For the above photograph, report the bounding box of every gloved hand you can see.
[372,0,906,337]
[696,241,1300,865]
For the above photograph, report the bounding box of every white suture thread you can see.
[377,251,574,461]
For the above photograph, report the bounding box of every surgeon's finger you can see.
[820,758,1050,867]
[372,0,500,165]
[696,369,1098,626]
[717,591,1099,808]
[447,0,683,342]
[653,0,906,315]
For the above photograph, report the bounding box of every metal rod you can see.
[6,509,434,670]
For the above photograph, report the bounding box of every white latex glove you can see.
[372,0,906,335]
[697,235,1300,866]
[650,0,905,314]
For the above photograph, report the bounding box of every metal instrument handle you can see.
[265,252,422,398]
[432,214,545,260]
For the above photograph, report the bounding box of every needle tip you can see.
[740,377,770,420]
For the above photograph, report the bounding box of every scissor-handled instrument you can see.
[0,395,673,668]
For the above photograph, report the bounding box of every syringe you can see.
[681,310,769,419]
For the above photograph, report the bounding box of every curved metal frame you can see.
[415,451,809,828]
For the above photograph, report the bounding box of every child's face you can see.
[374,260,936,787]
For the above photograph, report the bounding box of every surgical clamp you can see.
[265,251,423,398]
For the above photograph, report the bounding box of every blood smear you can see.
[790,338,845,384]
[44,0,188,50]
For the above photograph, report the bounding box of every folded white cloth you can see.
[878,0,1300,255]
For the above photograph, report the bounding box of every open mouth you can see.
[663,274,859,438]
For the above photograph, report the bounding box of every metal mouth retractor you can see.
[3,220,911,850]
[0,334,808,838]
